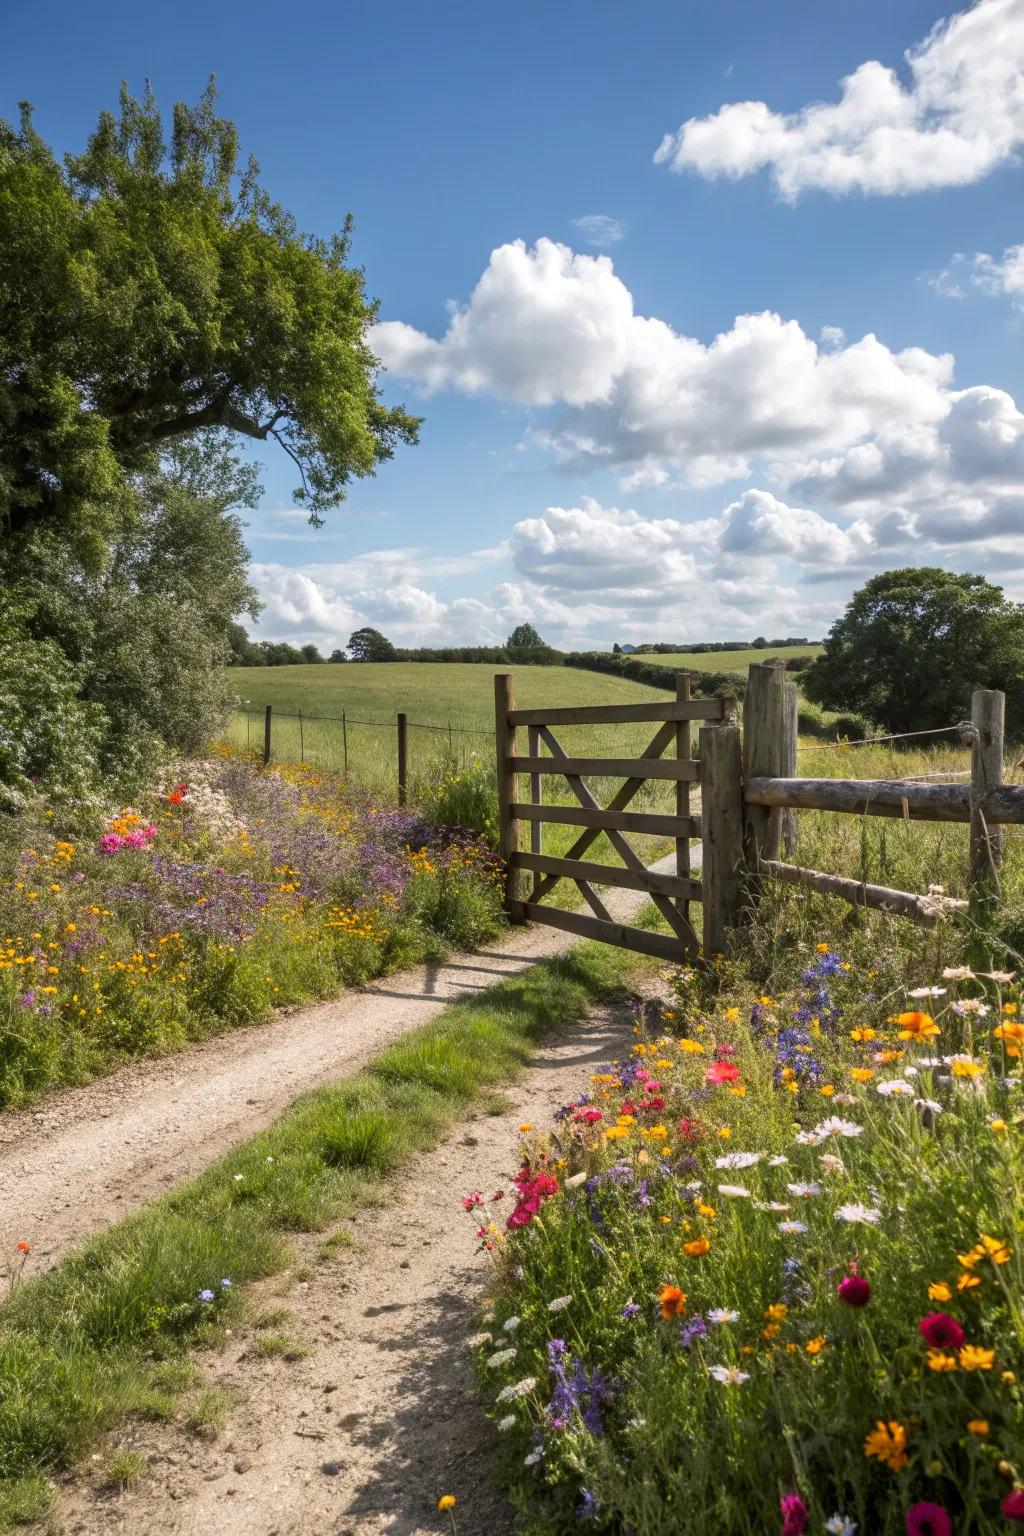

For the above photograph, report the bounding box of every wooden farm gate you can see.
[493,673,742,962]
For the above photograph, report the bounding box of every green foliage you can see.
[507,622,545,649]
[0,617,107,810]
[347,626,397,662]
[0,941,636,1521]
[805,568,1024,737]
[0,81,418,559]
[418,752,500,845]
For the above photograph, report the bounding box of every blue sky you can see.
[6,0,1024,648]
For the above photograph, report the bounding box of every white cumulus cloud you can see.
[932,242,1024,307]
[654,0,1024,198]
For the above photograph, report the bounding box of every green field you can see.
[644,643,822,673]
[224,661,679,785]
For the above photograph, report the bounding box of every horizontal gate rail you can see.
[510,755,701,781]
[759,859,968,926]
[519,903,687,963]
[495,671,717,963]
[508,699,726,727]
[511,803,700,837]
[746,775,1024,825]
[512,850,702,900]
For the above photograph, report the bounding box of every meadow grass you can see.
[644,644,822,674]
[0,938,649,1527]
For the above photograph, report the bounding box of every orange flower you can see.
[896,1011,939,1041]
[864,1420,909,1472]
[16,1240,30,1254]
[683,1237,711,1258]
[659,1285,687,1319]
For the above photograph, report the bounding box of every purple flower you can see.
[197,1289,216,1303]
[621,1302,641,1320]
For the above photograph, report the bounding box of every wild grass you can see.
[0,938,646,1526]
[644,644,822,673]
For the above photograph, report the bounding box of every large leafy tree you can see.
[804,568,1024,737]
[0,80,419,568]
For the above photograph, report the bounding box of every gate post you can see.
[969,688,1005,918]
[495,673,527,921]
[742,663,790,864]
[701,720,744,959]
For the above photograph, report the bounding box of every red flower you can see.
[705,1061,740,1085]
[575,1107,603,1125]
[905,1503,952,1536]
[462,1191,484,1211]
[780,1494,807,1536]
[639,1096,666,1113]
[677,1117,704,1141]
[16,1240,30,1254]
[1003,1491,1024,1522]
[918,1313,965,1350]
[506,1166,558,1230]
[620,1100,637,1117]
[837,1274,871,1307]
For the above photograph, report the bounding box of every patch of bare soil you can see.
[51,999,638,1536]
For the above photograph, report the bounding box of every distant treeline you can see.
[226,629,564,667]
[629,637,813,655]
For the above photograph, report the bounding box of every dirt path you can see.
[1,852,689,1275]
[50,998,638,1536]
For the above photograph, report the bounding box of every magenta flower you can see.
[905,1503,952,1536]
[837,1273,871,1307]
[918,1313,964,1350]
[780,1494,807,1536]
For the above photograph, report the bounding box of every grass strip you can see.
[0,936,650,1528]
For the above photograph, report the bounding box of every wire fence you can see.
[224,706,492,797]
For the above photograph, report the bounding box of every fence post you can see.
[742,663,789,865]
[342,711,348,775]
[783,678,799,857]
[397,712,408,806]
[495,673,526,921]
[676,672,693,936]
[969,688,1005,914]
[263,704,272,766]
[701,720,744,958]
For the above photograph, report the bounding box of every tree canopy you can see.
[507,622,545,649]
[347,626,396,662]
[803,568,1024,737]
[0,80,419,571]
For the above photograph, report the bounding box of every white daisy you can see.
[915,1098,943,1115]
[876,1079,914,1098]
[715,1151,763,1169]
[787,1181,821,1198]
[942,966,975,981]
[495,1376,537,1403]
[754,1200,791,1212]
[717,1183,752,1198]
[813,1116,864,1139]
[818,1153,845,1175]
[778,1220,808,1234]
[708,1364,749,1384]
[825,1517,857,1536]
[708,1308,740,1324]
[908,986,946,999]
[983,970,1016,984]
[835,1203,881,1225]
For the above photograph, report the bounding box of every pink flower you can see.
[837,1274,871,1307]
[918,1313,964,1350]
[705,1061,740,1085]
[780,1494,807,1536]
[122,830,148,849]
[1003,1491,1024,1522]
[906,1503,952,1536]
[97,832,123,854]
[462,1192,483,1211]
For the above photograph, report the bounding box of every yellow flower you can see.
[928,1282,952,1302]
[850,1067,875,1083]
[989,1118,1008,1136]
[956,1272,981,1291]
[762,1323,781,1340]
[438,1494,456,1511]
[959,1345,995,1372]
[717,1126,732,1139]
[518,1123,533,1133]
[728,1084,747,1097]
[696,1202,716,1219]
[678,1038,705,1054]
[816,942,830,953]
[806,1336,826,1355]
[967,1420,989,1437]
[927,1351,958,1372]
[864,1420,909,1472]
[604,1126,630,1141]
[978,1233,1012,1264]
[764,1303,788,1323]
[819,1084,835,1097]
[683,1237,711,1257]
[951,1059,985,1079]
[896,1011,940,1041]
[724,1007,740,1023]
[850,1027,877,1042]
